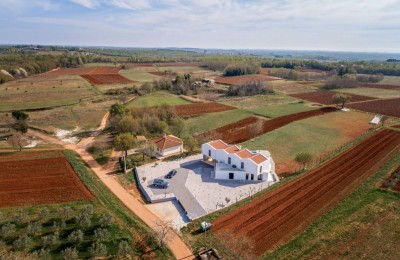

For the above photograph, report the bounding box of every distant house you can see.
[151,134,183,157]
[201,140,278,182]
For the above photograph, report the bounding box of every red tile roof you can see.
[224,146,240,153]
[250,154,268,164]
[209,140,230,149]
[235,149,254,159]
[151,135,182,150]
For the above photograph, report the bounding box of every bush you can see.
[61,247,79,260]
[99,213,113,228]
[356,74,384,83]
[12,234,32,251]
[31,249,51,259]
[89,241,108,257]
[74,213,91,229]
[0,222,16,238]
[68,229,84,244]
[227,80,273,96]
[41,234,59,248]
[117,240,132,257]
[26,221,41,236]
[59,206,74,221]
[94,228,110,242]
[323,76,356,89]
[223,62,260,76]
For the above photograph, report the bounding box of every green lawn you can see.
[246,102,318,118]
[184,109,254,136]
[126,91,192,108]
[119,69,162,82]
[242,111,373,174]
[335,87,400,99]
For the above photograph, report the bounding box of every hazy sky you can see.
[1,0,400,52]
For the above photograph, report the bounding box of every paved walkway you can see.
[27,112,194,260]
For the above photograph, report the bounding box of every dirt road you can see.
[27,113,194,260]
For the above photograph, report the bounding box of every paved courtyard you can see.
[136,154,278,221]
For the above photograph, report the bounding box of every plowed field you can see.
[295,68,328,73]
[199,107,336,143]
[347,98,400,117]
[212,129,400,255]
[0,151,94,207]
[39,67,120,77]
[174,102,235,116]
[290,91,376,105]
[215,75,280,85]
[80,74,133,84]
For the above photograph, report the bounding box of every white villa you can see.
[201,140,278,182]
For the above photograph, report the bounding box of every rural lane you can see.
[27,112,194,260]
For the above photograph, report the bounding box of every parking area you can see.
[136,154,278,221]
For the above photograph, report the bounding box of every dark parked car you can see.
[153,178,169,188]
[165,169,177,179]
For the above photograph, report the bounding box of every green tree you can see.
[11,111,29,121]
[60,247,79,260]
[89,241,108,257]
[295,152,313,169]
[68,230,84,245]
[332,93,352,108]
[114,132,136,173]
[110,103,127,117]
[185,136,198,152]
[169,117,185,137]
[117,240,132,258]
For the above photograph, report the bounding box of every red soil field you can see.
[290,90,376,105]
[0,151,94,207]
[359,83,400,90]
[124,62,203,68]
[215,75,281,85]
[347,98,400,118]
[80,74,133,84]
[212,129,400,256]
[199,107,337,144]
[260,68,272,75]
[39,67,120,77]
[174,102,235,116]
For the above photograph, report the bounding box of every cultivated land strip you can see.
[212,129,400,255]
[199,107,336,144]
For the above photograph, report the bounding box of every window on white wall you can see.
[228,157,231,164]
[241,162,244,169]
[260,166,262,173]
[208,150,211,156]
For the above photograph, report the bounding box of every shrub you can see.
[94,228,110,242]
[59,206,74,221]
[99,213,113,228]
[89,241,108,257]
[74,213,91,229]
[68,229,84,245]
[38,208,50,221]
[26,221,41,236]
[117,240,132,257]
[12,234,32,251]
[31,249,51,259]
[0,222,16,238]
[227,80,273,96]
[41,234,59,248]
[60,247,79,260]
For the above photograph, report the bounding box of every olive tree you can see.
[114,132,136,173]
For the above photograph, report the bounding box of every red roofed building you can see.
[202,139,278,182]
[151,134,183,157]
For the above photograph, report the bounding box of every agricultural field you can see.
[0,151,94,207]
[243,110,374,174]
[0,150,171,259]
[126,90,192,108]
[174,102,235,116]
[272,80,318,94]
[215,74,280,85]
[290,90,376,105]
[0,75,97,111]
[199,107,337,145]
[119,69,162,82]
[347,98,400,118]
[212,129,400,256]
[377,75,400,86]
[219,93,298,109]
[335,87,400,99]
[358,83,400,90]
[184,109,254,136]
[81,74,133,85]
[246,102,318,118]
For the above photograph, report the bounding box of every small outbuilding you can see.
[150,134,183,157]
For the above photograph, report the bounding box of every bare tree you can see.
[7,132,25,151]
[152,220,173,249]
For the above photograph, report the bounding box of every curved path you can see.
[28,112,194,260]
